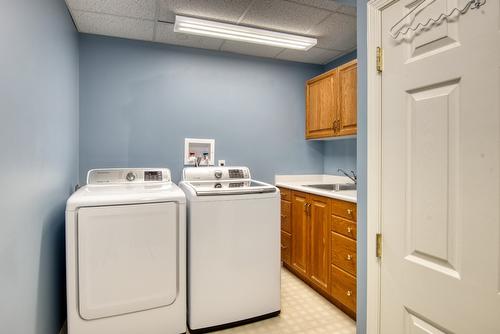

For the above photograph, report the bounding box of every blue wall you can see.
[79,35,325,184]
[324,50,357,71]
[323,138,357,174]
[0,0,79,333]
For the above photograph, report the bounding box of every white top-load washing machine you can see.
[65,168,186,334]
[179,166,281,333]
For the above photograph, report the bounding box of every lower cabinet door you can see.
[330,265,356,314]
[281,231,291,265]
[308,195,330,292]
[291,192,308,276]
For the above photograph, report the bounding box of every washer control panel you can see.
[87,168,171,184]
[144,170,162,181]
[183,166,251,181]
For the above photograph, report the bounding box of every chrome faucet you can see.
[338,168,357,184]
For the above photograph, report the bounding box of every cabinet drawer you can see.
[278,187,291,201]
[331,215,357,240]
[281,200,291,233]
[281,231,291,265]
[330,265,356,313]
[331,232,356,276]
[331,199,356,221]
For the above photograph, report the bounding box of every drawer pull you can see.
[281,244,288,249]
[346,254,352,261]
[347,209,353,216]
[347,226,352,233]
[346,290,352,297]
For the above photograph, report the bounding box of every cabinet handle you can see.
[281,244,288,249]
[308,203,312,216]
[346,254,352,261]
[347,209,353,216]
[347,226,352,233]
[346,290,352,297]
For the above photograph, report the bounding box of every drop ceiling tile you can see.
[155,22,224,50]
[221,40,284,59]
[286,0,343,12]
[158,0,252,23]
[309,12,356,51]
[74,10,155,41]
[240,0,330,34]
[66,0,157,20]
[277,47,342,64]
[336,5,356,16]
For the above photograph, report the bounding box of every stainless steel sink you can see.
[303,183,357,191]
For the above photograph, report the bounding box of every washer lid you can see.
[184,180,276,196]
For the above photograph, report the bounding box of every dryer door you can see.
[77,202,178,320]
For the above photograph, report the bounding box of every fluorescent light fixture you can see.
[174,15,317,51]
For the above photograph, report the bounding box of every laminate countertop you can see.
[275,174,357,203]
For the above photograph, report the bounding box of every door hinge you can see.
[376,233,382,258]
[376,47,383,73]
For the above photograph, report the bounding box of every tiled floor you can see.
[210,267,356,334]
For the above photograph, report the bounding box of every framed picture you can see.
[184,138,215,166]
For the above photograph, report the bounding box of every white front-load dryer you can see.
[65,168,186,334]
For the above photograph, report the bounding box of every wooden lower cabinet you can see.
[330,265,356,313]
[308,195,330,292]
[291,191,308,276]
[281,231,291,265]
[278,186,357,319]
[330,232,357,276]
[279,187,292,266]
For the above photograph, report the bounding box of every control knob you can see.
[214,170,223,179]
[126,172,136,182]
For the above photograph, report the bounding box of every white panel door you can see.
[380,0,500,333]
[78,202,178,320]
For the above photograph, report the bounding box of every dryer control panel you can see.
[87,168,171,185]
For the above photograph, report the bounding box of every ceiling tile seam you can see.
[237,0,258,24]
[305,11,333,34]
[273,48,287,59]
[70,8,156,23]
[216,0,256,50]
[282,0,339,13]
[335,7,357,18]
[152,0,161,41]
[218,40,226,51]
[279,1,333,35]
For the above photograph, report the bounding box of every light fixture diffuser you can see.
[174,15,317,51]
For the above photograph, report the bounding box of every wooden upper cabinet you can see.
[337,60,358,136]
[306,71,338,139]
[308,195,330,292]
[305,59,357,139]
[291,191,309,277]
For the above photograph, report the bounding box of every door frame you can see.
[365,0,395,333]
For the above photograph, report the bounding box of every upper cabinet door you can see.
[337,60,357,136]
[305,71,338,139]
[305,59,357,139]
